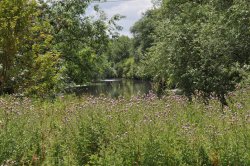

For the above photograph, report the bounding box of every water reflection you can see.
[69,79,153,98]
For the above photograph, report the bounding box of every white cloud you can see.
[87,0,153,37]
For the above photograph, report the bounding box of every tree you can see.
[131,9,158,62]
[104,36,134,78]
[0,0,37,93]
[0,0,64,97]
[43,0,122,85]
[144,0,250,105]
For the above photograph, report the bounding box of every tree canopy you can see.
[131,0,250,105]
[0,0,121,97]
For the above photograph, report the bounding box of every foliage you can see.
[24,52,64,98]
[131,9,158,62]
[43,0,122,84]
[0,0,123,97]
[104,36,135,78]
[0,88,250,165]
[0,0,37,92]
[134,0,250,104]
[0,0,65,97]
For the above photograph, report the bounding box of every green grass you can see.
[0,88,250,166]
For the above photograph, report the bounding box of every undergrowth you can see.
[0,88,250,165]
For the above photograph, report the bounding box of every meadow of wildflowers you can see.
[0,88,249,165]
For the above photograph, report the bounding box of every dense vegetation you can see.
[0,0,122,97]
[129,0,250,104]
[1,0,250,104]
[0,88,250,165]
[0,0,250,165]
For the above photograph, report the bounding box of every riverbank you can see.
[0,89,250,165]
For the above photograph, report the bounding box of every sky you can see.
[86,0,153,37]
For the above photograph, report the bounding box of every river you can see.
[69,79,153,98]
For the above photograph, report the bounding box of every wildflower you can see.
[236,103,243,109]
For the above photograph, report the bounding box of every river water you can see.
[69,79,153,98]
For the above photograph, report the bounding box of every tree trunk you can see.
[219,94,228,111]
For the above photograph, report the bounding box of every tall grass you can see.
[0,88,249,165]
